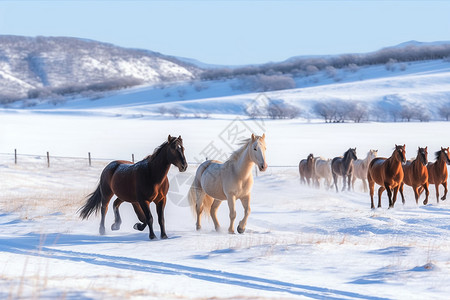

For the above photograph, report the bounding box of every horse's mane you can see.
[435,150,443,160]
[228,137,264,162]
[142,139,173,163]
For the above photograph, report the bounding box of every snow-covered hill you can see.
[0,35,199,101]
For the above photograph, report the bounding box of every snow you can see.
[1,111,450,299]
[1,58,450,299]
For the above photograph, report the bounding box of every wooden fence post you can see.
[14,149,17,165]
[132,154,135,163]
[47,152,50,168]
[88,152,92,166]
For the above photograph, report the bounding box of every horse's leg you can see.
[422,183,430,205]
[392,185,400,208]
[99,185,114,235]
[351,175,356,191]
[369,179,375,209]
[441,181,447,201]
[377,186,386,208]
[434,183,440,203]
[156,199,168,239]
[385,184,393,208]
[227,195,237,234]
[237,196,251,234]
[332,173,339,193]
[139,200,156,240]
[111,198,124,231]
[341,174,346,192]
[210,199,222,231]
[131,202,147,231]
[347,174,352,191]
[362,179,368,193]
[399,182,406,205]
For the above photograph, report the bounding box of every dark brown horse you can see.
[399,147,429,205]
[331,148,357,192]
[367,145,406,209]
[299,153,315,186]
[78,135,188,239]
[423,147,450,205]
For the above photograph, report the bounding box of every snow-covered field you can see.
[1,58,450,299]
[1,111,450,299]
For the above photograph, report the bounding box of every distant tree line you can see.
[27,77,143,100]
[201,44,450,81]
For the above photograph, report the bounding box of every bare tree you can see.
[439,102,450,121]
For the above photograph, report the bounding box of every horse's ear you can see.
[168,135,172,142]
[262,133,266,140]
[251,133,256,141]
[403,144,405,149]
[178,135,182,141]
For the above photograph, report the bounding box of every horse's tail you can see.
[188,161,214,219]
[78,161,118,219]
[78,183,103,219]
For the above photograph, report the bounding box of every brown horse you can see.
[399,147,429,205]
[331,148,357,192]
[367,145,406,209]
[299,154,315,186]
[423,147,450,205]
[78,135,188,239]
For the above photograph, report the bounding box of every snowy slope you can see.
[18,59,450,121]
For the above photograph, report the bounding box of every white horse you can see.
[188,133,267,234]
[314,157,332,189]
[352,149,378,192]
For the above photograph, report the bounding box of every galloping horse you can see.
[352,149,378,192]
[299,154,315,186]
[423,147,450,204]
[331,148,357,192]
[188,133,267,234]
[314,157,333,189]
[367,145,406,209]
[78,135,188,239]
[399,147,429,205]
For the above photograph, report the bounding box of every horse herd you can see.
[299,146,450,209]
[77,133,450,240]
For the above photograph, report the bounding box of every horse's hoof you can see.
[134,223,146,231]
[441,197,446,201]
[111,223,121,231]
[150,234,157,240]
[161,234,168,239]
[196,224,201,231]
[423,200,428,205]
[99,227,106,235]
[237,226,245,234]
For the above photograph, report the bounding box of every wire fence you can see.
[0,150,298,169]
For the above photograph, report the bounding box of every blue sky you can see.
[0,1,449,65]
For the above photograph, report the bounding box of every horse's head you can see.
[418,147,428,166]
[369,149,378,160]
[307,153,314,163]
[167,135,188,172]
[250,133,267,172]
[441,147,450,165]
[347,148,357,161]
[394,144,406,164]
